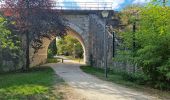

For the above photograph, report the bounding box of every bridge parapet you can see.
[50,2,114,10]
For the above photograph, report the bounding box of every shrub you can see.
[121,72,150,85]
[118,3,170,90]
[0,15,24,72]
[47,49,53,59]
[46,58,59,63]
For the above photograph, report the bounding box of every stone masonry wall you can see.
[29,12,113,68]
[89,14,113,68]
[63,14,90,64]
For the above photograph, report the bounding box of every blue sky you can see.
[56,0,170,11]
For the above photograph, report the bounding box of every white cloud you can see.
[133,0,151,4]
[111,0,125,9]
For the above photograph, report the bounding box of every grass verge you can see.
[47,58,60,63]
[0,67,64,100]
[65,56,83,63]
[80,65,139,88]
[80,65,170,99]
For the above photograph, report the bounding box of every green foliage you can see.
[0,17,12,48]
[81,65,170,98]
[135,5,170,90]
[121,72,150,85]
[114,50,133,62]
[118,2,170,90]
[0,17,16,49]
[0,67,64,99]
[81,65,148,89]
[46,58,59,63]
[0,15,24,72]
[57,35,83,58]
[113,5,142,66]
[47,48,53,58]
[47,39,58,59]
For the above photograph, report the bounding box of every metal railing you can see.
[50,2,114,10]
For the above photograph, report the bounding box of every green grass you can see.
[80,66,170,99]
[80,65,147,89]
[47,58,60,63]
[0,67,64,100]
[65,56,83,62]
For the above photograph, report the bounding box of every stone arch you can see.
[65,21,89,64]
[67,29,86,63]
[29,21,88,67]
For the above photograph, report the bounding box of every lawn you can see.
[47,58,60,63]
[65,56,84,63]
[0,67,64,100]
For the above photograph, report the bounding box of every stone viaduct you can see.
[29,10,114,68]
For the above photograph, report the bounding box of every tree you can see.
[57,35,83,58]
[118,1,170,90]
[113,5,142,73]
[135,3,170,89]
[0,15,23,71]
[118,5,141,49]
[0,16,11,49]
[0,16,11,68]
[112,0,170,90]
[2,0,66,70]
[48,39,57,58]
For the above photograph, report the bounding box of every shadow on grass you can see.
[0,67,64,100]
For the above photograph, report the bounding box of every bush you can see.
[121,72,149,85]
[118,3,170,90]
[46,58,59,63]
[0,15,24,72]
[47,49,53,58]
[155,81,170,90]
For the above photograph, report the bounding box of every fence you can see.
[50,2,114,10]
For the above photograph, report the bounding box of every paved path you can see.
[46,61,167,100]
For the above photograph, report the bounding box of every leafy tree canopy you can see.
[57,35,83,58]
[2,0,66,51]
[118,1,170,90]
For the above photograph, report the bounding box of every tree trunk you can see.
[163,0,166,7]
[132,21,136,73]
[0,43,2,67]
[21,31,30,71]
[25,32,30,70]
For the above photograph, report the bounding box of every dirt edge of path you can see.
[53,84,87,100]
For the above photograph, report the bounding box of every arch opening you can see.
[47,30,86,63]
[66,28,86,63]
[29,26,87,67]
